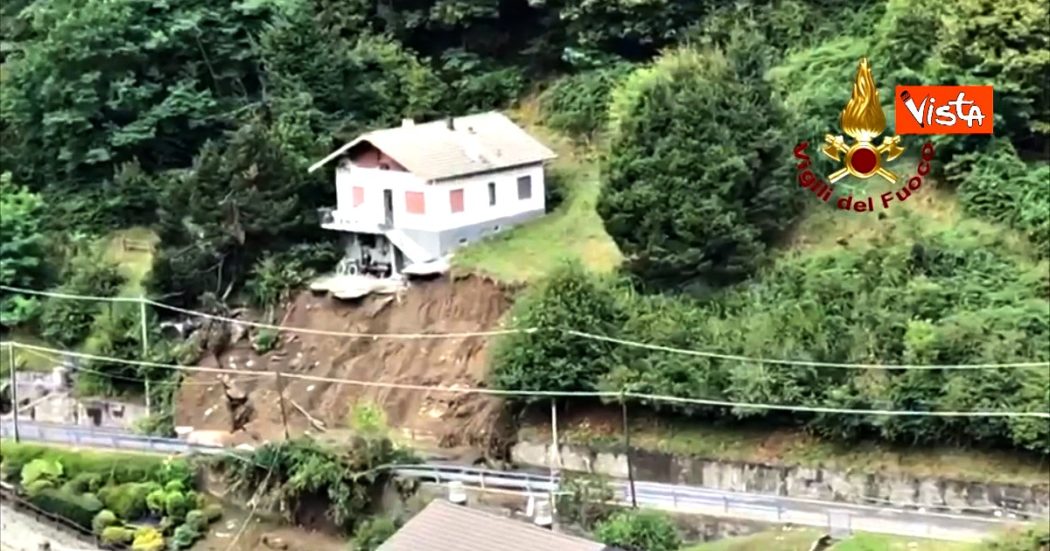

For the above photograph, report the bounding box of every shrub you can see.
[350,517,398,551]
[170,524,200,550]
[244,242,341,307]
[163,480,186,494]
[184,509,207,533]
[146,489,167,516]
[24,478,55,496]
[28,489,104,529]
[539,64,634,140]
[202,504,223,523]
[101,526,135,546]
[20,458,63,487]
[165,491,189,521]
[594,509,681,551]
[99,482,155,520]
[39,253,125,347]
[0,442,181,487]
[251,328,279,354]
[63,472,104,494]
[93,509,119,534]
[132,527,165,551]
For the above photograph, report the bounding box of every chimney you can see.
[401,118,414,128]
[446,116,454,131]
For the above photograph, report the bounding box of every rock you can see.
[261,534,289,550]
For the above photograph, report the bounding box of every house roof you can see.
[307,111,557,181]
[377,500,615,551]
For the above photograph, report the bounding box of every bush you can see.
[163,480,186,494]
[981,524,1050,550]
[184,509,207,533]
[1,441,182,487]
[169,524,200,550]
[132,527,165,551]
[350,517,398,551]
[93,509,119,534]
[21,458,63,487]
[101,526,136,546]
[539,64,634,140]
[244,242,341,307]
[63,472,104,494]
[28,489,104,529]
[24,478,55,496]
[202,504,223,523]
[594,509,681,551]
[251,328,279,354]
[99,482,156,520]
[146,489,168,516]
[165,491,189,521]
[39,253,125,347]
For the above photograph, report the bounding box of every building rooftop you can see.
[308,111,557,182]
[378,500,615,551]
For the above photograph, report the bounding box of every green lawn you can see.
[452,102,622,283]
[684,529,975,551]
[102,226,159,297]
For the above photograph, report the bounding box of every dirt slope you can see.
[174,275,516,453]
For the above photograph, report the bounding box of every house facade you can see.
[309,112,557,277]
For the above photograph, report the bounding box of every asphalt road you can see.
[1,419,1038,543]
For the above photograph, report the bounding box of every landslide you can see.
[174,275,516,454]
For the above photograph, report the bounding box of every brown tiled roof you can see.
[378,500,614,551]
[308,112,557,181]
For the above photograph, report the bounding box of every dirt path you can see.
[0,503,100,551]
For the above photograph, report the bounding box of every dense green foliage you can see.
[350,517,399,551]
[598,42,803,291]
[594,509,681,551]
[38,253,124,347]
[980,524,1050,551]
[539,64,634,140]
[28,488,104,529]
[223,437,417,532]
[0,173,48,326]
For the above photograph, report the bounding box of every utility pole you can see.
[621,391,637,508]
[550,399,560,519]
[139,296,151,416]
[275,371,290,440]
[7,344,20,443]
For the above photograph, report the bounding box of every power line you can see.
[3,341,1047,419]
[3,285,1047,370]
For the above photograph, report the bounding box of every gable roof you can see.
[308,111,557,182]
[378,500,615,551]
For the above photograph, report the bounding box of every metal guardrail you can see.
[0,421,225,455]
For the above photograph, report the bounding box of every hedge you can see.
[28,488,104,529]
[0,442,192,488]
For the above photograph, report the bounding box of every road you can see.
[1,420,1040,543]
[0,502,100,551]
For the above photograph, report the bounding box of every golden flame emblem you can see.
[822,58,904,183]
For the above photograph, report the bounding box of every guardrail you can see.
[0,421,225,456]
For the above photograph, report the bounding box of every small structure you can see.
[378,500,615,551]
[308,112,557,278]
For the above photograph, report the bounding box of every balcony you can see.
[318,207,385,234]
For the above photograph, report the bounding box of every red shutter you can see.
[352,186,365,207]
[450,189,464,213]
[406,191,426,214]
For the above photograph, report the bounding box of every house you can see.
[308,112,557,278]
[378,500,617,551]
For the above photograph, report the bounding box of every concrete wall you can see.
[511,441,1050,517]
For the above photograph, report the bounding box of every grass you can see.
[102,226,159,297]
[684,529,976,551]
[520,414,1050,486]
[452,99,622,283]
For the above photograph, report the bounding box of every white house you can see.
[308,112,557,277]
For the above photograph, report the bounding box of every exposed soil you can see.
[174,275,517,455]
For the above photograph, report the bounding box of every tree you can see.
[0,173,48,326]
[489,261,629,397]
[594,509,681,551]
[599,42,803,291]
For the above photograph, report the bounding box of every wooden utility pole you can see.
[139,296,151,416]
[7,344,20,443]
[275,371,290,440]
[550,399,560,518]
[621,391,637,508]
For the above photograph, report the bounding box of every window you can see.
[517,176,532,200]
[488,182,496,206]
[352,186,365,207]
[406,191,426,214]
[450,189,464,213]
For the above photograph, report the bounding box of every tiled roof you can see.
[378,500,614,551]
[308,111,557,181]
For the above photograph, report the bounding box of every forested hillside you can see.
[1,0,1048,458]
